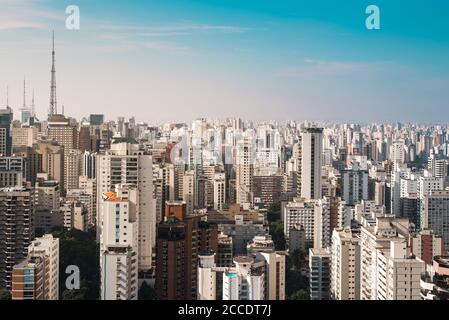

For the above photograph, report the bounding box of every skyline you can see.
[1,0,449,123]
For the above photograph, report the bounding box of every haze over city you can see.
[1,0,449,123]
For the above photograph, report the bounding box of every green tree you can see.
[269,220,286,250]
[138,282,156,300]
[50,228,99,300]
[0,288,11,300]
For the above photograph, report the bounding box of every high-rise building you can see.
[47,116,78,192]
[213,172,226,210]
[222,256,265,300]
[253,174,284,209]
[0,187,34,290]
[309,248,331,300]
[35,179,60,211]
[0,106,13,156]
[12,255,46,300]
[155,201,217,300]
[182,170,195,214]
[409,229,445,265]
[64,149,82,191]
[375,238,424,300]
[12,126,37,149]
[99,185,139,300]
[36,140,65,191]
[300,127,323,200]
[342,163,369,206]
[97,141,155,272]
[423,190,449,250]
[26,234,59,300]
[359,217,411,300]
[330,228,361,300]
[235,136,254,205]
[0,157,25,188]
[247,235,286,300]
[283,198,316,245]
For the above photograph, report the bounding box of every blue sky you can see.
[0,0,448,123]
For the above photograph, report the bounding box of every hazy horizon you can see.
[1,0,449,123]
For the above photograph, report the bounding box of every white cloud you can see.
[0,0,64,30]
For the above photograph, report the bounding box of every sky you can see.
[0,0,448,124]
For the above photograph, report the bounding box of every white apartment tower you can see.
[100,185,139,300]
[375,239,424,300]
[97,142,155,272]
[236,136,254,205]
[213,172,226,210]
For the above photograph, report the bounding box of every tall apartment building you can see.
[100,185,139,300]
[13,146,42,186]
[155,201,218,300]
[36,140,64,191]
[182,170,195,214]
[47,116,78,192]
[0,157,25,187]
[253,174,284,208]
[35,179,60,211]
[309,248,331,300]
[11,255,46,300]
[360,217,411,300]
[330,228,361,300]
[409,229,445,265]
[0,106,13,156]
[66,149,82,190]
[0,187,34,290]
[26,234,59,300]
[197,253,218,300]
[235,136,254,205]
[97,141,155,272]
[213,172,226,210]
[12,126,37,148]
[283,198,317,245]
[375,238,424,300]
[342,163,369,206]
[423,190,449,250]
[418,176,444,230]
[247,235,286,300]
[300,127,323,200]
[223,256,265,300]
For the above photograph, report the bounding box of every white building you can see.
[236,136,254,205]
[28,234,59,300]
[97,142,155,272]
[223,256,264,300]
[283,198,316,244]
[213,172,226,210]
[100,184,139,300]
[198,253,218,300]
[375,239,425,300]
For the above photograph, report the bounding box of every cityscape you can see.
[0,0,449,305]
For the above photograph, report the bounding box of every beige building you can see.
[27,234,59,300]
[12,126,38,148]
[375,239,424,300]
[330,228,361,300]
